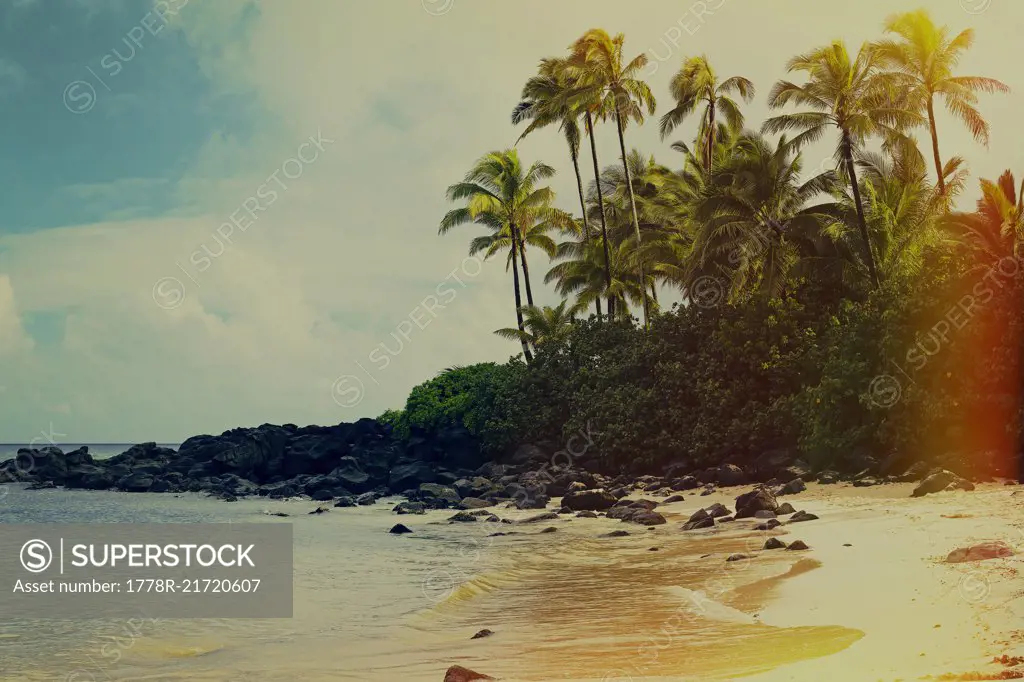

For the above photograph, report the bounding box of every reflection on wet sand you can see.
[418,527,863,681]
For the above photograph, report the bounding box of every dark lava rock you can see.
[672,476,700,491]
[663,494,685,503]
[764,538,787,550]
[393,501,426,515]
[471,629,494,640]
[778,478,806,496]
[447,511,478,523]
[788,510,819,523]
[776,502,797,515]
[575,510,598,519]
[520,512,559,524]
[539,527,558,534]
[308,506,329,514]
[334,496,356,508]
[356,492,379,505]
[459,497,492,510]
[754,519,782,531]
[705,502,730,519]
[628,511,667,526]
[601,530,630,538]
[389,524,413,534]
[561,489,617,512]
[726,553,751,562]
[787,540,810,551]
[735,486,779,519]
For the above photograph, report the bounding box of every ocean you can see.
[0,476,863,680]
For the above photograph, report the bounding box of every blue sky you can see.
[0,0,1021,442]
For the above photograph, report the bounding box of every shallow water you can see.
[0,486,863,681]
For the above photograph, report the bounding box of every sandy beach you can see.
[420,482,1024,682]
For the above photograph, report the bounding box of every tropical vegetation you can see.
[402,9,1020,479]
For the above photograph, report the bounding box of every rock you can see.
[601,530,630,538]
[512,491,550,509]
[539,527,558,534]
[700,487,715,496]
[485,515,500,522]
[117,472,154,493]
[778,478,806,496]
[448,511,478,523]
[393,501,426,515]
[356,492,379,506]
[726,554,750,562]
[419,483,461,506]
[310,489,335,501]
[776,502,796,515]
[946,541,1014,563]
[717,516,734,523]
[717,464,749,487]
[334,496,356,507]
[764,538,787,550]
[470,629,494,640]
[308,506,329,515]
[454,476,495,498]
[788,510,819,523]
[787,540,810,551]
[444,665,495,682]
[663,494,685,503]
[912,470,960,497]
[682,515,715,531]
[705,503,731,519]
[672,476,700,491]
[389,524,413,534]
[817,472,838,484]
[629,511,667,526]
[852,477,879,487]
[575,510,598,518]
[735,486,779,519]
[520,512,559,524]
[754,519,782,531]
[753,510,777,519]
[388,460,437,492]
[561,488,617,512]
[459,497,492,510]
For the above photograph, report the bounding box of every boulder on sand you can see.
[912,469,971,497]
[444,665,495,681]
[735,485,779,519]
[561,488,617,511]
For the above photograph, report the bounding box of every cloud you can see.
[0,275,33,356]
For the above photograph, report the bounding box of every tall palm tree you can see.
[945,170,1024,266]
[494,300,581,351]
[439,149,558,363]
[466,209,560,308]
[513,57,604,319]
[875,9,1009,196]
[659,56,755,173]
[569,28,656,327]
[763,40,923,288]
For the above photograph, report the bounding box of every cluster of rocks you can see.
[0,415,994,513]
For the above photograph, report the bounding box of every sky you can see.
[0,0,1021,443]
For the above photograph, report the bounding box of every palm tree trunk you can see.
[571,145,602,321]
[518,237,535,308]
[509,226,534,363]
[615,111,649,329]
[842,131,879,289]
[586,111,614,319]
[926,96,945,196]
[705,98,716,172]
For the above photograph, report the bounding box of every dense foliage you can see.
[385,10,1023,480]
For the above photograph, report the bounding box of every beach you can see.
[3,481,1023,681]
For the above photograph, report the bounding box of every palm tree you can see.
[945,170,1024,266]
[763,40,923,288]
[569,28,657,327]
[659,56,755,173]
[547,239,651,321]
[513,57,604,319]
[875,9,1009,196]
[688,132,840,300]
[439,149,558,363]
[466,209,560,308]
[494,300,580,351]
